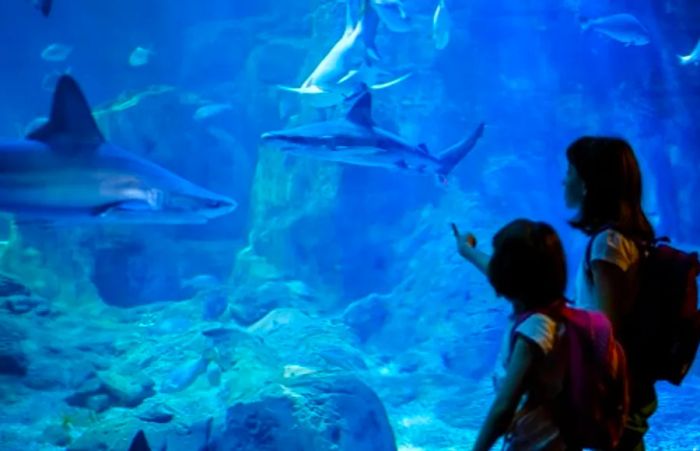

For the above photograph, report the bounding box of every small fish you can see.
[30,0,52,17]
[371,0,412,33]
[201,326,253,345]
[41,43,72,62]
[283,364,317,378]
[129,46,154,67]
[580,13,650,46]
[678,38,700,65]
[193,104,233,121]
[432,0,450,50]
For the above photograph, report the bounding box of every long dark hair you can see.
[567,137,654,241]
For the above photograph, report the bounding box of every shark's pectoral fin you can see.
[394,160,409,170]
[338,70,361,85]
[92,200,154,217]
[370,72,412,91]
[27,75,105,153]
[277,84,324,95]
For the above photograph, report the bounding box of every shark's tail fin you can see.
[360,0,381,61]
[436,123,485,181]
[578,15,591,30]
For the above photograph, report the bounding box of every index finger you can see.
[450,223,460,238]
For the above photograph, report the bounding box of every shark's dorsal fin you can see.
[418,143,430,154]
[27,75,105,153]
[346,90,374,126]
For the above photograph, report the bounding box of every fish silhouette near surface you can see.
[432,0,450,50]
[129,46,154,67]
[41,43,72,62]
[29,0,52,17]
[262,89,485,184]
[0,75,236,224]
[580,13,650,46]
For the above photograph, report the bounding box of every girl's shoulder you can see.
[514,313,559,355]
[590,228,640,270]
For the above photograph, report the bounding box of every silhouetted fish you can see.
[31,0,52,17]
[580,13,650,46]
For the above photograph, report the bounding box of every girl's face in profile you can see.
[564,163,585,209]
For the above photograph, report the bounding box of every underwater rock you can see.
[230,278,313,326]
[68,416,211,451]
[65,372,156,412]
[217,375,396,451]
[101,372,156,408]
[0,319,28,377]
[341,294,390,343]
[23,359,95,391]
[247,307,313,335]
[138,403,175,424]
[0,272,31,297]
[42,423,72,447]
[200,288,229,321]
[91,240,182,308]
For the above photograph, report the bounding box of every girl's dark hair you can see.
[567,137,654,241]
[488,219,567,309]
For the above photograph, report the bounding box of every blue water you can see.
[0,0,698,449]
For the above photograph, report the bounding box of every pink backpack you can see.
[511,302,629,449]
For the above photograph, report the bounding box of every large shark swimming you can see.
[0,75,236,224]
[261,90,485,183]
[278,0,410,109]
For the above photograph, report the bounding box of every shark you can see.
[278,0,411,109]
[261,90,485,183]
[0,75,236,224]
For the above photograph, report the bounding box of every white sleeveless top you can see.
[574,229,640,311]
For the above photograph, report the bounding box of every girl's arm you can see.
[472,337,536,451]
[590,260,635,332]
[452,223,491,275]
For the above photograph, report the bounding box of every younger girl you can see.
[465,219,571,451]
